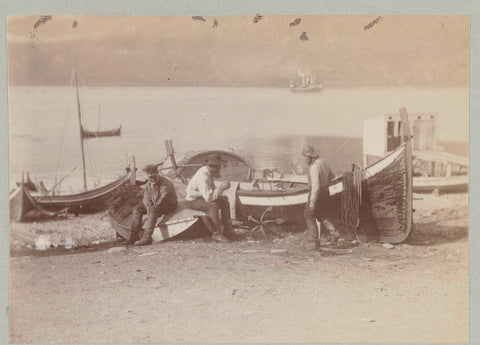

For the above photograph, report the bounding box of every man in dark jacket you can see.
[123,164,178,246]
[302,145,340,250]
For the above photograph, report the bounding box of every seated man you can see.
[123,164,178,246]
[184,154,234,243]
[302,145,341,250]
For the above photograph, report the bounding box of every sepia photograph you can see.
[7,13,470,343]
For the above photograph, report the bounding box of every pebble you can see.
[108,247,127,254]
[139,251,158,257]
[270,249,287,254]
[242,250,261,254]
[383,243,394,249]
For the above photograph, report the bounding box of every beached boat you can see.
[411,151,468,193]
[9,177,34,222]
[165,145,253,183]
[32,169,136,214]
[107,205,207,243]
[13,69,133,219]
[363,112,468,193]
[10,172,76,222]
[236,135,413,243]
[412,175,468,193]
[162,111,414,243]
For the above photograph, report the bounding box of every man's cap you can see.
[204,154,226,166]
[302,145,319,158]
[143,164,159,173]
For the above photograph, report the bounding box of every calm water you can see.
[9,86,468,190]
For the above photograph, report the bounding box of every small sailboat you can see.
[10,69,134,221]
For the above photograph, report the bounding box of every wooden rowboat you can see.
[32,169,136,215]
[107,204,207,243]
[9,182,34,222]
[12,70,132,220]
[162,110,414,243]
[173,108,413,243]
[236,138,413,243]
[412,174,468,193]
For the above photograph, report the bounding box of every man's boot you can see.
[134,237,152,246]
[222,221,240,241]
[323,219,340,243]
[122,230,140,245]
[135,226,153,246]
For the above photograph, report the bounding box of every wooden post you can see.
[130,155,136,185]
[398,107,413,233]
[165,140,178,170]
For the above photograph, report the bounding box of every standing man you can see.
[302,145,340,250]
[184,154,234,243]
[123,164,178,246]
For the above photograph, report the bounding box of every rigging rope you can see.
[55,70,76,192]
[84,139,98,187]
[327,136,354,161]
[340,163,364,239]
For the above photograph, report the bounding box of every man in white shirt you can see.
[302,145,340,250]
[185,154,233,243]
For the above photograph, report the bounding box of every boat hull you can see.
[9,185,34,222]
[236,143,413,243]
[33,169,135,214]
[236,183,308,224]
[413,175,468,193]
[290,86,323,93]
[81,126,121,139]
[108,204,206,242]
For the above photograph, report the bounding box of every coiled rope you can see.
[341,163,364,237]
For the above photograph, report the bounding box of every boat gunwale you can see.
[34,169,135,204]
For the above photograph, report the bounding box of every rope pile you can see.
[341,163,364,231]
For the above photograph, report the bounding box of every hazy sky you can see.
[7,15,469,87]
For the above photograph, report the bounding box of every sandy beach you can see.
[9,191,468,343]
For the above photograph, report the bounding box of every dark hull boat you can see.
[81,125,121,139]
[11,69,132,221]
[33,169,136,214]
[9,183,34,222]
[10,169,136,222]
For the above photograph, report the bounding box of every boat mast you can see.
[74,69,88,191]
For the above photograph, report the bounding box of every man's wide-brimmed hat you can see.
[302,145,319,158]
[205,154,226,166]
[143,164,159,173]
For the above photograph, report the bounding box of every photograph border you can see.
[1,1,478,344]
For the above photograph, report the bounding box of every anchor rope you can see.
[341,163,364,240]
